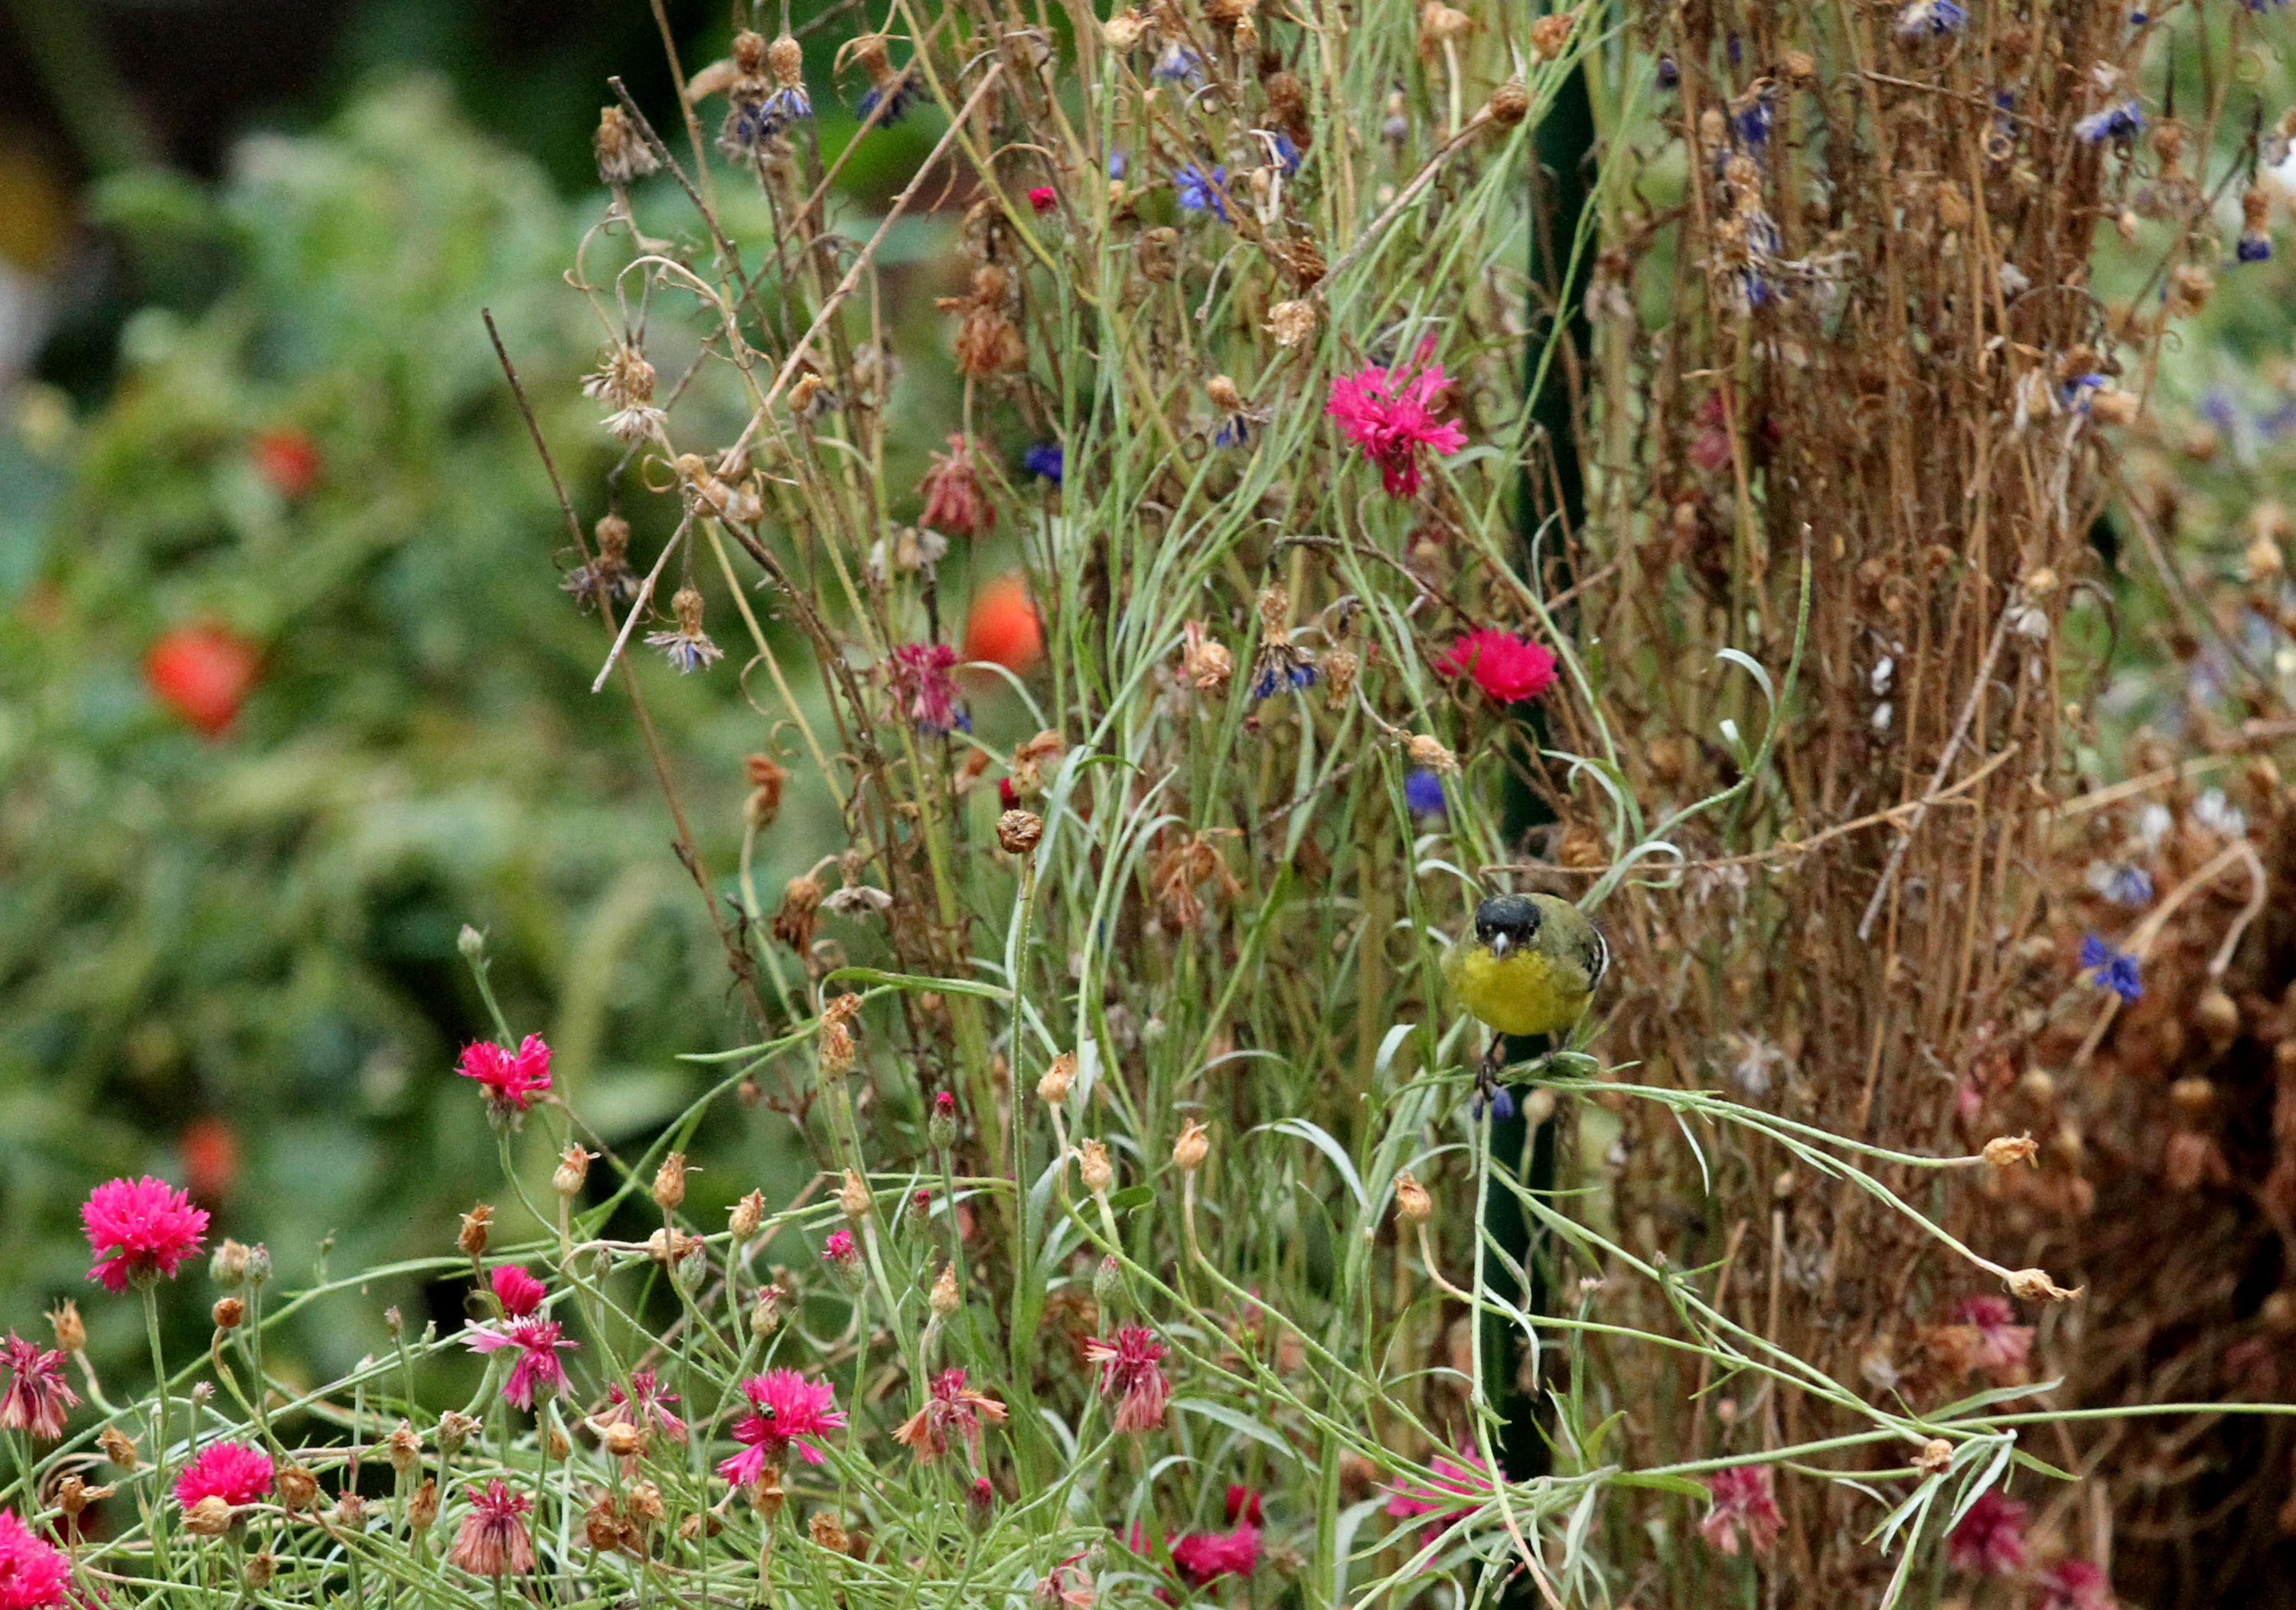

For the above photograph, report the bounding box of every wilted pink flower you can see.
[1384,1446,1495,1537]
[465,1318,576,1410]
[1952,1295,2033,1373]
[918,434,991,537]
[0,1335,79,1442]
[490,1265,546,1319]
[1082,1326,1169,1432]
[1326,352,1468,497]
[457,1035,553,1113]
[82,1175,210,1293]
[447,1480,533,1576]
[894,1367,1009,1462]
[605,1367,687,1443]
[1698,1465,1782,1556]
[888,642,967,735]
[1436,629,1557,703]
[1947,1489,2027,1576]
[718,1370,846,1483]
[1035,1555,1094,1609]
[2037,1558,2114,1610]
[174,1440,274,1509]
[0,1509,71,1610]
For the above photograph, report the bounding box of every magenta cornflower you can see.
[81,1175,210,1294]
[1326,351,1468,497]
[718,1370,846,1483]
[174,1440,275,1510]
[823,1228,858,1264]
[0,1335,79,1442]
[1952,1295,2033,1374]
[1947,1488,2027,1576]
[456,1034,553,1114]
[918,434,991,537]
[1698,1465,1782,1556]
[0,1510,72,1610]
[489,1265,546,1319]
[605,1367,687,1443]
[465,1317,577,1410]
[1383,1445,1495,1537]
[2037,1559,2113,1610]
[1436,628,1558,703]
[1170,1524,1261,1586]
[893,1367,1009,1462]
[888,642,967,735]
[447,1480,533,1576]
[1081,1325,1169,1432]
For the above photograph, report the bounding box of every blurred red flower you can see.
[145,625,259,736]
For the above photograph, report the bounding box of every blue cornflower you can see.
[1153,43,1206,86]
[768,85,812,125]
[1656,54,1679,90]
[1404,769,1448,819]
[1107,151,1128,180]
[1248,660,1317,702]
[857,70,922,127]
[2079,934,2142,1002]
[1260,130,1302,177]
[2092,863,2154,906]
[1731,90,1775,147]
[1895,0,1966,36]
[2239,233,2272,264]
[2059,373,2108,411]
[1212,416,1251,448]
[1471,1084,1516,1121]
[2073,100,2144,143]
[1022,442,1064,484]
[1176,164,1231,221]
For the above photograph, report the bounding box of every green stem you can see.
[140,1283,177,1576]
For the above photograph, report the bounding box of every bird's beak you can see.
[1489,934,1511,960]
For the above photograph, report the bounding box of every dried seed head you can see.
[47,1300,85,1354]
[652,1152,689,1212]
[56,1477,113,1519]
[810,1512,851,1554]
[1172,1118,1211,1172]
[931,1261,960,1317]
[1420,1,1472,51]
[332,1494,368,1533]
[751,1285,784,1338]
[210,1238,253,1289]
[458,1204,493,1259]
[626,1481,665,1526]
[554,1146,597,1199]
[276,1465,319,1511]
[1322,646,1361,709]
[766,35,804,88]
[1779,49,1816,84]
[1407,733,1459,774]
[438,1412,482,1455]
[184,1494,234,1537]
[1394,1169,1431,1225]
[998,810,1045,856]
[732,30,769,75]
[99,1427,142,1471]
[1038,1051,1078,1104]
[1256,583,1292,640]
[730,1189,766,1241]
[600,1420,644,1458]
[840,1168,872,1220]
[595,106,660,187]
[1206,374,1244,415]
[1913,1438,1952,1475]
[385,1419,422,1473]
[212,1297,244,1329]
[1103,9,1146,49]
[585,1491,628,1554]
[817,995,858,1075]
[408,1478,439,1533]
[773,872,825,953]
[1078,1139,1115,1197]
[1182,621,1235,690]
[1981,1133,2039,1168]
[1139,227,1179,282]
[2197,991,2241,1050]
[1528,10,1576,60]
[1486,81,1531,125]
[2004,1267,2081,1302]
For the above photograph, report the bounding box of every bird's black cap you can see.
[1473,893,1541,943]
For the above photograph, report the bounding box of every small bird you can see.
[1443,891,1608,1113]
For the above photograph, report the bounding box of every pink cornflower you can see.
[1170,1524,1261,1587]
[1326,352,1468,497]
[465,1318,577,1410]
[1698,1465,1782,1557]
[823,1229,858,1265]
[1383,1446,1495,1537]
[717,1370,846,1484]
[893,1367,1009,1462]
[1435,629,1557,703]
[0,1335,79,1441]
[1225,1485,1262,1526]
[2037,1558,2113,1610]
[1947,1488,2027,1576]
[1028,185,1058,213]
[174,1440,275,1510]
[888,643,967,736]
[82,1175,210,1294]
[918,435,991,537]
[1952,1295,2033,1374]
[490,1265,546,1319]
[0,1509,72,1610]
[446,1480,533,1576]
[604,1367,687,1443]
[1082,1326,1169,1433]
[456,1035,553,1114]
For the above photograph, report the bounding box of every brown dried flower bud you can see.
[765,34,804,89]
[730,1189,766,1241]
[212,1297,245,1330]
[585,1491,630,1554]
[594,106,660,187]
[1102,8,1146,48]
[184,1495,235,1537]
[810,1511,851,1554]
[47,1300,85,1354]
[1078,1139,1115,1197]
[998,810,1045,856]
[458,1203,493,1259]
[99,1427,140,1471]
[408,1478,439,1533]
[1420,1,1473,51]
[931,1261,960,1318]
[1172,1118,1211,1173]
[1038,1051,1078,1104]
[600,1420,645,1459]
[1322,647,1361,710]
[1981,1134,2039,1168]
[1529,10,1576,59]
[244,1551,276,1592]
[652,1152,689,1212]
[1140,227,1179,282]
[332,1494,368,1533]
[840,1168,872,1221]
[626,1481,666,1526]
[751,1285,784,1338]
[437,1412,481,1456]
[1266,299,1317,347]
[1394,1170,1432,1225]
[554,1146,597,1199]
[816,992,863,1076]
[1407,734,1459,774]
[384,1419,422,1474]
[1182,621,1234,691]
[277,1465,320,1511]
[2004,1267,2081,1302]
[1486,81,1531,125]
[1913,1438,1952,1475]
[2197,990,2241,1051]
[55,1476,114,1518]
[1779,49,1817,84]
[1205,374,1244,416]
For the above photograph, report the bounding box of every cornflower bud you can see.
[752,1285,784,1338]
[730,1189,766,1241]
[245,1552,277,1592]
[458,1204,493,1258]
[1407,733,1459,774]
[967,1476,996,1531]
[840,1168,872,1220]
[277,1465,320,1511]
[767,34,803,87]
[210,1239,253,1289]
[408,1478,439,1533]
[1487,81,1531,125]
[1172,1119,1210,1173]
[437,1412,481,1456]
[383,1306,403,1339]
[1394,1170,1431,1225]
[332,1494,368,1533]
[99,1427,140,1471]
[600,1420,644,1458]
[1981,1134,2038,1168]
[554,1146,597,1198]
[810,1511,850,1553]
[929,1090,960,1151]
[47,1300,86,1354]
[1038,1051,1078,1104]
[384,1420,422,1474]
[997,810,1045,856]
[1078,1139,1115,1198]
[244,1243,272,1286]
[909,1186,933,1226]
[184,1496,233,1537]
[931,1262,960,1318]
[652,1152,688,1212]
[1093,1253,1123,1312]
[1913,1439,1952,1475]
[1528,9,1576,59]
[548,1422,572,1461]
[823,1229,866,1292]
[55,1476,113,1519]
[458,924,486,964]
[212,1298,244,1330]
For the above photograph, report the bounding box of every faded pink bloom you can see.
[0,1509,71,1610]
[81,1175,210,1293]
[894,1367,1008,1462]
[465,1318,576,1410]
[1698,1465,1782,1557]
[490,1265,546,1319]
[1034,1555,1094,1609]
[1952,1295,2034,1374]
[2037,1558,2114,1610]
[1082,1326,1169,1433]
[1947,1489,2027,1576]
[605,1367,687,1443]
[718,1370,846,1483]
[457,1035,553,1113]
[447,1480,533,1576]
[0,1335,79,1442]
[919,434,992,537]
[1326,352,1468,497]
[1435,629,1557,703]
[1384,1446,1495,1537]
[888,643,967,736]
[174,1440,274,1509]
